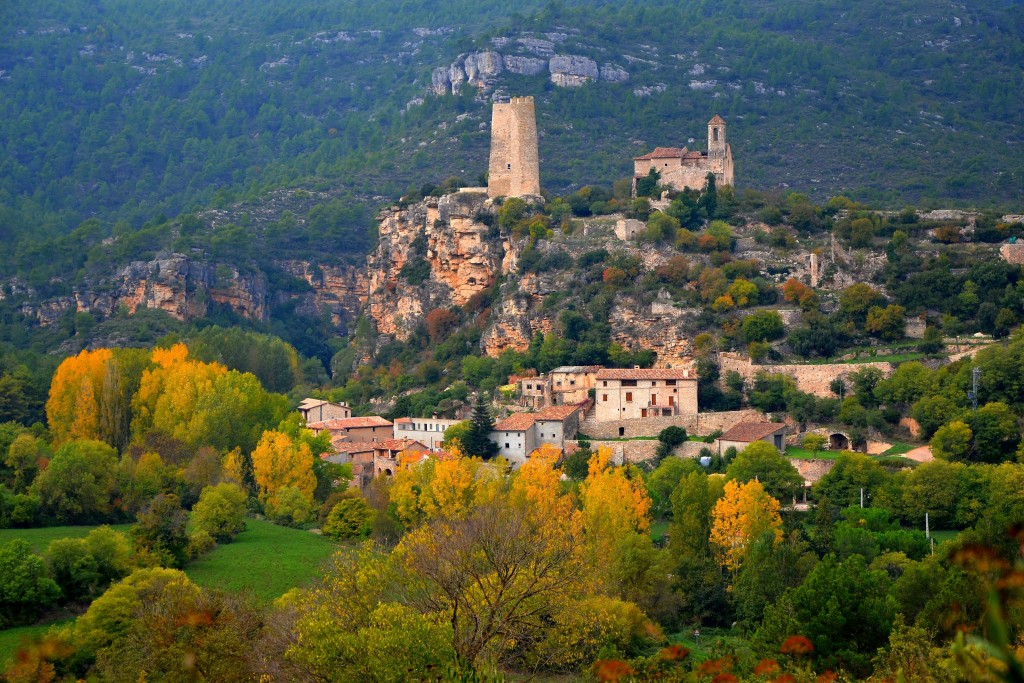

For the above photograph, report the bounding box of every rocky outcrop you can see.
[503,55,547,76]
[282,262,369,331]
[431,50,626,94]
[366,193,511,340]
[18,254,269,326]
[548,54,599,87]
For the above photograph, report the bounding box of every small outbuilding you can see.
[716,421,787,454]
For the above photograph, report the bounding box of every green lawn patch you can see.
[0,620,72,669]
[650,520,670,544]
[930,529,959,544]
[785,447,836,460]
[880,443,915,457]
[0,524,133,553]
[184,518,337,603]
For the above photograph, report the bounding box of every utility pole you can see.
[968,367,981,412]
[860,487,864,508]
[925,512,930,539]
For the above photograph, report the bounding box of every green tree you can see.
[133,494,190,568]
[838,283,886,328]
[732,531,817,629]
[33,439,119,524]
[866,304,907,341]
[930,420,973,462]
[813,452,888,507]
[754,554,895,676]
[462,394,498,460]
[0,540,60,627]
[191,483,248,543]
[964,401,1018,463]
[802,433,826,456]
[742,310,785,343]
[725,441,804,503]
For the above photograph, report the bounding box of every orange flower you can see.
[754,659,780,676]
[661,644,691,661]
[698,657,735,677]
[594,659,635,682]
[780,635,814,655]
[817,671,838,683]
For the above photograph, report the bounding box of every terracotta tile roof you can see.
[494,412,538,431]
[719,421,786,443]
[709,113,726,125]
[298,398,329,409]
[534,404,583,422]
[308,415,393,430]
[596,368,696,380]
[331,440,379,454]
[634,146,687,161]
[374,438,428,453]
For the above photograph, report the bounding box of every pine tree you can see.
[462,394,498,460]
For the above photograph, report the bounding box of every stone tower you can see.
[708,114,727,160]
[487,96,541,198]
[706,114,734,187]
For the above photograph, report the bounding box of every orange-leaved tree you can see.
[710,478,783,575]
[46,348,119,446]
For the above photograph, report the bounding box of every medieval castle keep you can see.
[487,96,541,199]
[632,114,734,194]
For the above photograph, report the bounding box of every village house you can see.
[716,421,788,454]
[516,373,549,410]
[306,415,394,443]
[490,403,585,466]
[371,438,430,478]
[633,115,734,194]
[550,366,602,405]
[594,368,698,422]
[393,416,463,450]
[297,398,352,424]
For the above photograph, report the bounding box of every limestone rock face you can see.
[600,64,629,82]
[366,193,510,341]
[18,254,270,326]
[463,51,503,87]
[548,54,598,87]
[503,55,547,76]
[281,261,368,331]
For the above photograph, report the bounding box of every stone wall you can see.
[1000,243,1024,265]
[719,353,892,398]
[580,409,761,439]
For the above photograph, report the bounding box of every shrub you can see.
[191,483,248,543]
[323,495,376,540]
[0,540,60,627]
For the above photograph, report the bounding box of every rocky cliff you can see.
[431,49,628,95]
[366,192,512,340]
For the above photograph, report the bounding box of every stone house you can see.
[307,415,394,443]
[716,421,787,454]
[371,438,430,478]
[516,374,550,409]
[490,403,585,466]
[323,441,378,488]
[633,115,734,194]
[298,398,351,424]
[550,365,602,405]
[594,368,698,421]
[393,417,462,450]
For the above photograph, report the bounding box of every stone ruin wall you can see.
[580,408,762,440]
[719,353,892,398]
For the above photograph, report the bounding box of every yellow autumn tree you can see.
[578,447,652,585]
[131,343,227,446]
[46,348,114,444]
[709,478,783,575]
[250,430,316,510]
[390,446,503,528]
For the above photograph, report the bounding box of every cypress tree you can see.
[463,394,499,460]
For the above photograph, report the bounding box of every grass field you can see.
[0,621,72,669]
[0,524,133,553]
[785,447,836,460]
[184,518,338,602]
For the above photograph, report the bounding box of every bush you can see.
[47,527,133,602]
[323,495,376,540]
[269,486,314,527]
[191,483,248,543]
[658,426,688,448]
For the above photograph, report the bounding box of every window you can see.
[651,394,657,406]
[619,427,625,437]
[625,392,633,402]
[622,380,637,387]
[507,163,511,170]
[603,381,607,387]
[602,393,608,402]
[505,443,510,449]
[714,127,719,142]
[666,379,676,386]
[669,396,674,406]
[570,380,575,385]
